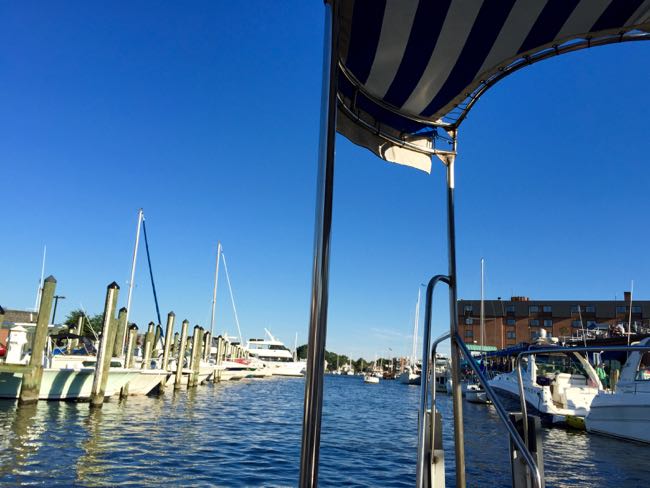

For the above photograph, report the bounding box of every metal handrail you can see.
[515,344,650,447]
[431,333,542,488]
[416,275,450,488]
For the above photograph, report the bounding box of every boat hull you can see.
[585,393,650,443]
[0,368,136,400]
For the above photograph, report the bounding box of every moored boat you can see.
[585,337,650,443]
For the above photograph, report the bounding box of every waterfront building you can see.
[0,308,38,345]
[458,292,650,349]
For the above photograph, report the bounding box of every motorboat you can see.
[465,384,491,404]
[52,354,169,396]
[585,337,650,443]
[488,343,602,424]
[246,329,305,377]
[0,365,136,400]
[363,374,379,384]
[398,364,421,385]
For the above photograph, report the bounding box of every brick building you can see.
[457,292,650,349]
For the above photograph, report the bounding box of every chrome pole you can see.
[299,2,338,486]
[446,140,466,488]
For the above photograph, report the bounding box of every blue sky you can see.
[1,2,648,359]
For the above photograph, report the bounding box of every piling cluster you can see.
[0,277,252,406]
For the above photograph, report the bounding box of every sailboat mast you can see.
[210,242,222,338]
[34,245,46,311]
[124,209,144,344]
[412,288,421,364]
[481,258,485,352]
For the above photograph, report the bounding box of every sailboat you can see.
[465,258,490,404]
[399,288,422,385]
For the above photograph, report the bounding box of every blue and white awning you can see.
[335,0,650,171]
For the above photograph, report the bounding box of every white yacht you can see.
[363,374,379,384]
[489,343,602,424]
[398,364,421,385]
[585,337,650,443]
[246,329,305,377]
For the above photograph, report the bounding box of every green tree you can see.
[64,309,103,337]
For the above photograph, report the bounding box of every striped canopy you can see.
[336,0,650,172]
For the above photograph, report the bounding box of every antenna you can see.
[34,245,46,311]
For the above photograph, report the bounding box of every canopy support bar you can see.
[299,2,338,487]
[445,137,467,488]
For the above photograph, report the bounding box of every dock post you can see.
[160,312,175,389]
[113,307,128,357]
[141,322,155,370]
[90,282,120,407]
[172,332,179,358]
[19,275,57,404]
[120,325,138,398]
[188,326,201,388]
[174,320,189,390]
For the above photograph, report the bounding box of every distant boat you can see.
[465,384,491,404]
[400,288,422,386]
[363,374,379,384]
[585,337,650,443]
[246,329,305,377]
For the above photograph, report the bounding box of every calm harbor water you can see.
[0,375,647,487]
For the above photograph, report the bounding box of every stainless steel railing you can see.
[418,274,544,488]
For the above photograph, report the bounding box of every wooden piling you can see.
[160,312,175,390]
[113,307,128,357]
[142,322,155,370]
[120,325,138,398]
[19,276,57,404]
[188,326,201,388]
[90,282,120,408]
[174,320,189,390]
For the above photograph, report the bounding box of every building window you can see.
[585,305,595,313]
[543,319,552,327]
[571,305,580,314]
[506,318,516,326]
[506,331,516,339]
[616,306,626,314]
[463,305,473,313]
[529,306,539,314]
[465,318,474,325]
[506,305,515,314]
[530,330,539,340]
[529,319,539,327]
[542,305,552,313]
[465,329,473,338]
[571,320,583,329]
[632,306,642,314]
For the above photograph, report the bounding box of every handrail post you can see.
[299,2,338,487]
[416,276,449,488]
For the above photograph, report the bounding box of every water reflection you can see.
[0,377,647,487]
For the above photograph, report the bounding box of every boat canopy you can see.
[336,1,650,172]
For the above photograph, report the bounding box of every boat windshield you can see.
[635,352,650,381]
[534,353,589,378]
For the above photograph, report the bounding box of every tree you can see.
[64,309,104,337]
[297,343,308,360]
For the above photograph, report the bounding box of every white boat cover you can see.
[335,0,650,171]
